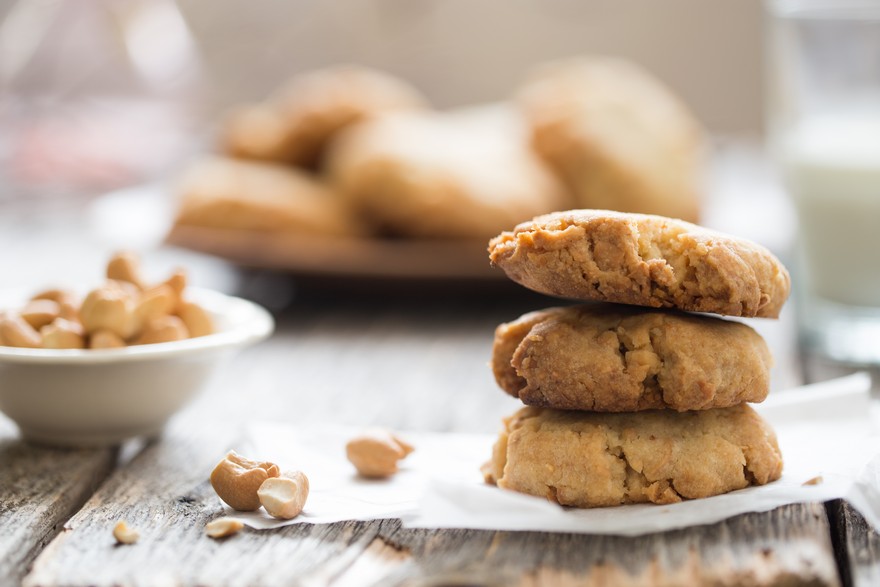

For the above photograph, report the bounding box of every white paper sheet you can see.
[223,373,880,536]
[222,425,492,529]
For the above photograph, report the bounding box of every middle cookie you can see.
[493,304,771,412]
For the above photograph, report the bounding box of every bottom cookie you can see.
[483,404,782,508]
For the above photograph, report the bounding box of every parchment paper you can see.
[223,373,880,536]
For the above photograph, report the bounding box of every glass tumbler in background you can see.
[766,0,880,366]
[0,0,203,195]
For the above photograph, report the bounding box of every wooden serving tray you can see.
[166,224,501,280]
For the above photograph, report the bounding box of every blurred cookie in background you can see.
[327,104,573,239]
[222,65,427,169]
[517,57,705,223]
[173,156,364,237]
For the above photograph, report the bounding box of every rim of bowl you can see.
[0,287,274,364]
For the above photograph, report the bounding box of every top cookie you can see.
[489,209,791,318]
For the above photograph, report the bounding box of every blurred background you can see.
[0,0,794,369]
[2,0,877,394]
[188,0,764,132]
[0,0,767,193]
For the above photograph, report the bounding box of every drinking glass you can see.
[766,0,880,365]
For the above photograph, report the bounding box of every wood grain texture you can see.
[176,297,542,435]
[0,435,117,586]
[23,419,840,587]
[22,424,233,587]
[0,138,845,585]
[829,500,880,587]
[376,505,840,587]
[23,424,400,587]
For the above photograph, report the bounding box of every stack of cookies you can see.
[482,210,790,507]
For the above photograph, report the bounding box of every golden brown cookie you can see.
[517,57,704,222]
[327,104,573,239]
[173,156,362,237]
[493,305,772,412]
[223,65,426,168]
[489,209,791,318]
[483,405,783,508]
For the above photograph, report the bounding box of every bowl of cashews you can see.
[0,252,274,447]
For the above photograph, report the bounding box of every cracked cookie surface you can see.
[483,404,783,508]
[488,209,791,318]
[493,304,772,412]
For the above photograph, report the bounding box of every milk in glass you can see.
[782,112,880,308]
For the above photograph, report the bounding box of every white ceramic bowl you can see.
[0,287,273,447]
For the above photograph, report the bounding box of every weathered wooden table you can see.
[2,172,880,586]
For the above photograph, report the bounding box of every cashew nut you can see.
[164,269,187,294]
[20,299,60,329]
[58,300,80,322]
[0,314,42,348]
[177,301,214,338]
[41,318,85,349]
[210,450,280,511]
[89,329,127,349]
[106,251,145,290]
[79,284,137,339]
[258,471,309,520]
[162,269,187,311]
[345,429,415,478]
[113,520,140,544]
[28,291,79,323]
[132,284,176,333]
[205,517,245,538]
[31,288,78,307]
[133,315,188,345]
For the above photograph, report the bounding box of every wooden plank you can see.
[175,296,550,435]
[16,287,826,586]
[22,424,391,587]
[23,417,840,587]
[828,500,880,587]
[0,427,117,586]
[18,298,520,586]
[372,504,839,587]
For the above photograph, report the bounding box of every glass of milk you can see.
[767,0,880,365]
